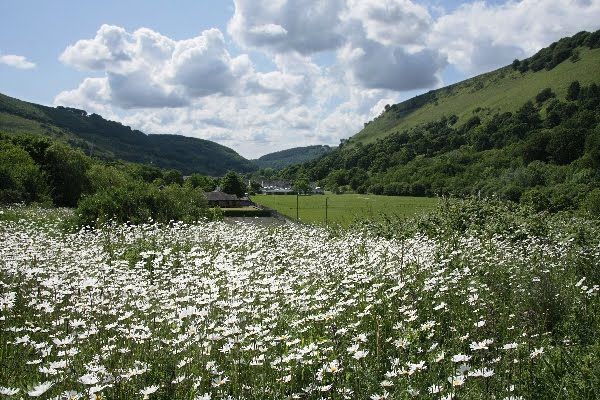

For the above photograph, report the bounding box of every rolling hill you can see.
[252,145,333,169]
[0,93,255,176]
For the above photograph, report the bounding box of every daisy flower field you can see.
[1,200,599,399]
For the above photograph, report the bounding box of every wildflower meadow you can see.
[1,201,599,399]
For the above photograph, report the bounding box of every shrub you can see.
[74,182,217,228]
[0,142,51,204]
[535,87,556,104]
[582,188,600,216]
[521,188,551,212]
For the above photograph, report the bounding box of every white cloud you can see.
[0,54,35,69]
[165,29,251,97]
[338,35,447,91]
[430,0,600,73]
[343,0,432,46]
[58,25,249,108]
[228,0,346,54]
[54,77,113,115]
[229,0,447,91]
[60,25,137,72]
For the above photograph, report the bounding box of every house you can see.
[261,180,296,195]
[205,191,252,208]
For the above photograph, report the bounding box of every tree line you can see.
[0,133,253,227]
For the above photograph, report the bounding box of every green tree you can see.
[535,88,555,104]
[86,163,131,193]
[567,81,581,101]
[162,169,184,186]
[220,171,246,197]
[75,182,214,227]
[516,101,541,129]
[585,126,600,168]
[248,180,262,195]
[184,173,215,192]
[293,174,311,194]
[522,130,551,164]
[582,188,600,215]
[0,141,50,204]
[126,164,164,183]
[547,127,585,165]
[44,143,91,207]
[260,168,275,180]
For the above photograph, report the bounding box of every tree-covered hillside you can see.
[280,32,600,213]
[252,145,333,169]
[284,81,600,212]
[0,93,255,175]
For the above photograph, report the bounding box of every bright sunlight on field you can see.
[1,201,600,399]
[251,194,438,226]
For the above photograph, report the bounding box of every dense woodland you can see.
[512,29,600,73]
[281,80,600,213]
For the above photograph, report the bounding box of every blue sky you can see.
[1,0,599,158]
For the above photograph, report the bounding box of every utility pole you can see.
[325,197,328,226]
[296,192,299,221]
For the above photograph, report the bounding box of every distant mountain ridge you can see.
[0,93,255,176]
[252,145,333,169]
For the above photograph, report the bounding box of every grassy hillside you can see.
[353,47,600,144]
[0,93,255,175]
[252,145,333,169]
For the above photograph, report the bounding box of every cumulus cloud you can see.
[0,54,36,69]
[338,34,447,91]
[430,0,600,73]
[343,0,432,46]
[165,29,251,97]
[54,77,113,115]
[58,25,249,108]
[228,0,346,54]
[229,0,448,93]
[60,25,136,72]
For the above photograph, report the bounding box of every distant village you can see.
[203,180,323,209]
[259,180,323,195]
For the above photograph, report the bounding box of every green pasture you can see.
[251,193,438,226]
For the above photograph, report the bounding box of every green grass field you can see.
[251,193,438,226]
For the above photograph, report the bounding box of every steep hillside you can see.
[352,31,600,144]
[0,94,254,175]
[252,145,333,169]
